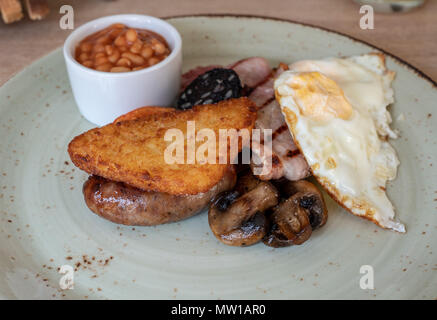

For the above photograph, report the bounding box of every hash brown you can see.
[113,106,173,123]
[68,98,257,195]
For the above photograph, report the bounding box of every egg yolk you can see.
[286,72,353,121]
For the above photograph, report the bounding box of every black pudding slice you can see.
[177,68,242,110]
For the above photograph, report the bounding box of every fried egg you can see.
[275,53,405,232]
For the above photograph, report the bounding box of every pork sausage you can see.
[83,166,236,226]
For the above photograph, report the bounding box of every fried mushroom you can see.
[273,179,328,229]
[216,212,268,247]
[234,169,262,194]
[263,180,328,248]
[263,193,312,247]
[208,181,278,246]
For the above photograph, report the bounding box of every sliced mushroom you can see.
[273,179,328,229]
[263,193,312,247]
[209,181,278,246]
[210,182,278,234]
[263,179,328,248]
[234,169,261,194]
[217,212,268,247]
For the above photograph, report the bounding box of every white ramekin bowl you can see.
[63,14,182,126]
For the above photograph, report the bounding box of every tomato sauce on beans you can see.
[75,23,171,72]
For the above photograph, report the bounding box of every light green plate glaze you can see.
[0,16,436,300]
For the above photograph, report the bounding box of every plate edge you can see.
[163,13,437,88]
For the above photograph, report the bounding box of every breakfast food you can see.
[181,57,272,93]
[228,57,272,92]
[209,176,278,247]
[177,68,242,110]
[180,59,311,181]
[272,179,328,230]
[68,97,257,195]
[275,53,404,232]
[249,63,310,181]
[209,170,328,247]
[68,47,402,248]
[83,166,236,226]
[113,106,171,122]
[180,65,221,91]
[75,23,171,72]
[289,53,398,139]
[263,180,328,247]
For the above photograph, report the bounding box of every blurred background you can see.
[0,0,435,85]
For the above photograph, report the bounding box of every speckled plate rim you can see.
[162,13,437,87]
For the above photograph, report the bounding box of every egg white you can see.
[275,53,405,232]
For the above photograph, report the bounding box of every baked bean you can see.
[75,23,171,72]
[96,35,111,44]
[148,57,160,66]
[80,42,92,53]
[121,52,145,66]
[130,40,143,54]
[79,53,89,62]
[114,35,127,47]
[141,46,153,59]
[108,28,124,39]
[95,52,106,59]
[110,66,131,72]
[93,43,105,53]
[153,42,167,55]
[96,63,112,72]
[105,45,114,55]
[125,29,138,42]
[107,50,121,64]
[95,56,109,66]
[116,57,132,67]
[82,60,94,68]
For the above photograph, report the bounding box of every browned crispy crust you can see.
[113,106,173,123]
[68,98,257,195]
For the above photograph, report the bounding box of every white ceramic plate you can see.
[0,15,436,300]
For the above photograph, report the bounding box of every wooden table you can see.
[1,0,436,85]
